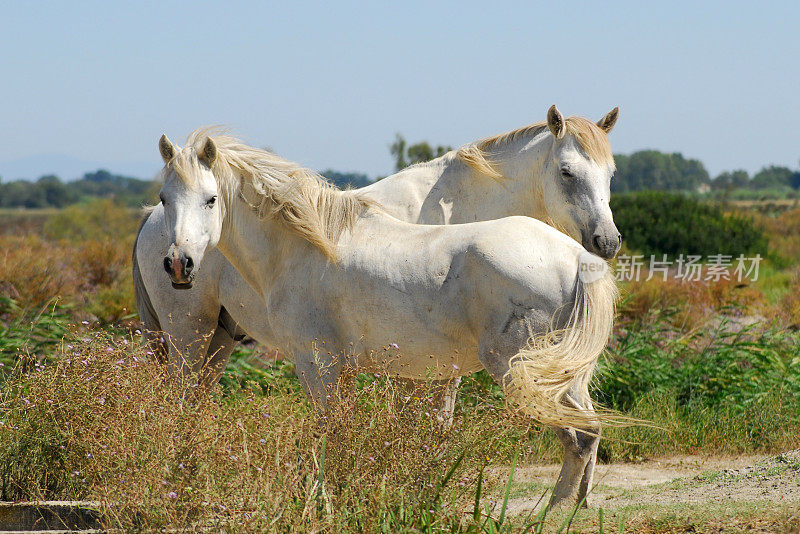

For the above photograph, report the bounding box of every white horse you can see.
[133,105,621,389]
[154,129,618,507]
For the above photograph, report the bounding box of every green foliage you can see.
[0,170,156,209]
[0,297,71,371]
[42,198,139,241]
[710,169,750,190]
[612,150,710,192]
[390,133,452,171]
[597,322,800,413]
[319,169,373,189]
[751,165,798,190]
[611,191,768,257]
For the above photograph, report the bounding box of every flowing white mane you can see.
[165,127,373,261]
[457,116,615,180]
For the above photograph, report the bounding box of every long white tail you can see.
[504,269,617,431]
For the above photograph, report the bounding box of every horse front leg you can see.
[198,326,238,390]
[294,349,344,416]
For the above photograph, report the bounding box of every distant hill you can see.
[0,154,158,183]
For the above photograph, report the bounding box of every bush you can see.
[611,191,768,258]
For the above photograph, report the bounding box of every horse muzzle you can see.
[163,250,195,289]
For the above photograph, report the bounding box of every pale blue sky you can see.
[1,1,798,181]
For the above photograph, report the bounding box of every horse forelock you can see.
[456,116,615,180]
[165,127,373,261]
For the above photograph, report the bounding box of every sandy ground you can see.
[501,450,800,517]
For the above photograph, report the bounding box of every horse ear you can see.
[200,137,217,167]
[597,107,619,134]
[547,105,566,139]
[159,134,175,163]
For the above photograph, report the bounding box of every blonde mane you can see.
[456,116,615,180]
[166,127,373,261]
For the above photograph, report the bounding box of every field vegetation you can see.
[1,193,799,531]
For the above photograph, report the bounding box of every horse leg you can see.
[161,310,218,384]
[197,306,246,390]
[294,349,344,414]
[431,378,461,429]
[575,386,600,507]
[198,327,238,390]
[476,311,598,509]
[550,381,600,508]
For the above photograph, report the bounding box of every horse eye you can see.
[206,195,217,207]
[561,169,574,179]
[159,194,167,205]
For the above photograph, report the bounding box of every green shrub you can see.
[611,191,768,257]
[43,198,139,242]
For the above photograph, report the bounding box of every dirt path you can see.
[502,450,800,517]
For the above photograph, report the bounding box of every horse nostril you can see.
[163,257,173,274]
[593,235,603,251]
[617,233,622,245]
[184,256,194,274]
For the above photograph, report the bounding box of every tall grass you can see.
[0,333,548,531]
[598,321,800,460]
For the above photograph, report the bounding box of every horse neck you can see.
[365,149,549,225]
[478,130,554,222]
[217,193,306,299]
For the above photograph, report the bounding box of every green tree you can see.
[612,151,710,192]
[37,175,79,207]
[711,170,749,191]
[389,134,453,171]
[389,134,407,171]
[751,165,794,189]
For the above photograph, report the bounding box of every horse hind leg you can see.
[549,386,600,509]
[575,388,600,507]
[476,309,599,509]
[434,377,461,429]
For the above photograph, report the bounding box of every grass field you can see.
[1,198,798,531]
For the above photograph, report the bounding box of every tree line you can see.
[1,136,798,209]
[612,151,800,194]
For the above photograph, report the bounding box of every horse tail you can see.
[132,208,169,363]
[504,266,617,431]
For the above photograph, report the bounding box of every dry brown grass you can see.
[618,276,766,331]
[0,333,544,531]
[0,200,137,323]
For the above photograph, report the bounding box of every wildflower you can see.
[259,438,267,444]
[452,363,459,370]
[230,455,238,461]
[167,491,178,499]
[256,467,263,472]
[81,320,89,325]
[391,343,399,349]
